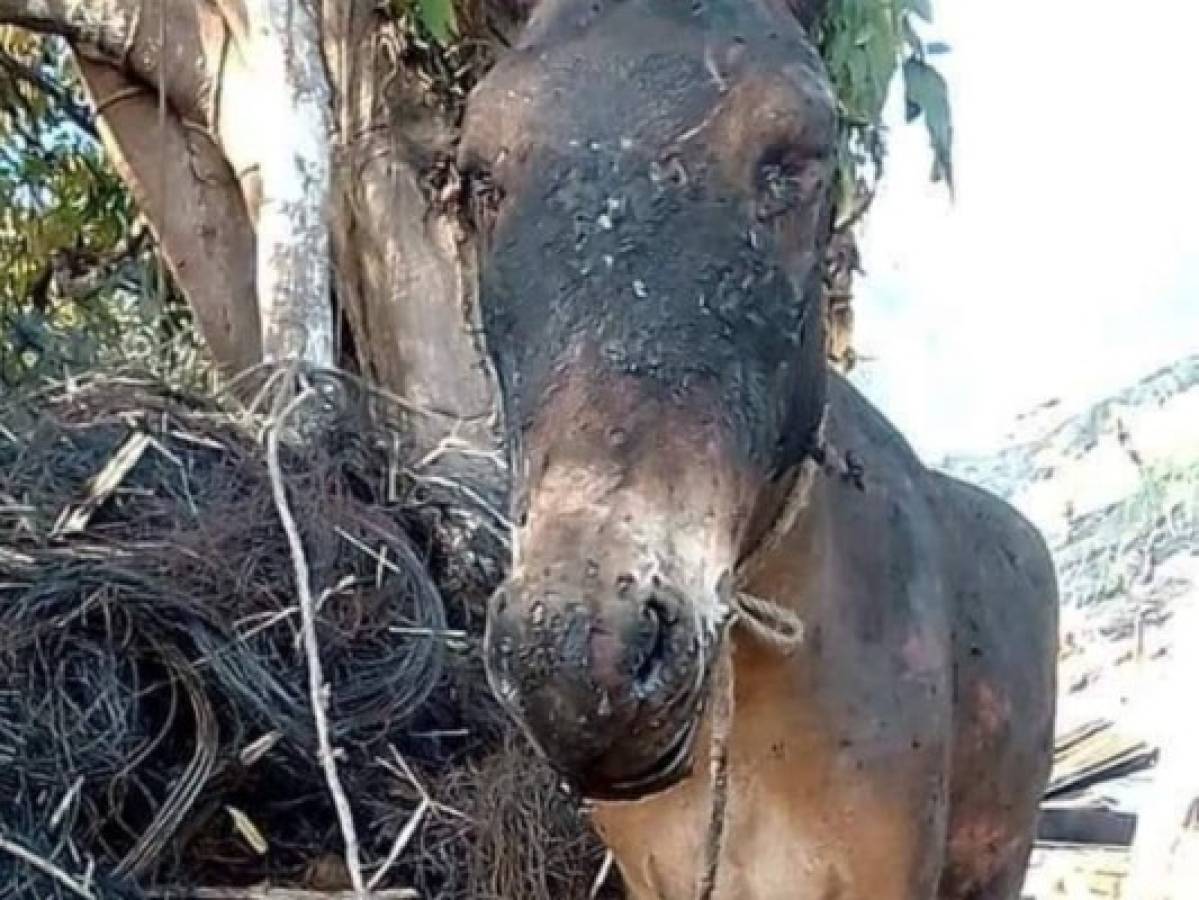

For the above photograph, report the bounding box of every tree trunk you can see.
[76,58,263,374]
[238,0,333,366]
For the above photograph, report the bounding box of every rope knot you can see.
[732,591,805,653]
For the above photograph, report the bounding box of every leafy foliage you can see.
[415,0,459,45]
[0,29,198,388]
[814,0,954,218]
[902,56,953,186]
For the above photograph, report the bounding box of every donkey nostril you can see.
[640,601,662,640]
[633,600,668,686]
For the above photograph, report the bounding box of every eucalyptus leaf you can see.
[417,0,458,45]
[904,0,934,22]
[903,57,954,188]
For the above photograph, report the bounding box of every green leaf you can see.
[417,0,457,45]
[903,57,954,189]
[865,11,898,102]
[927,41,952,55]
[904,0,934,22]
[900,14,925,57]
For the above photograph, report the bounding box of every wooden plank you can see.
[1046,718,1157,800]
[1038,804,1137,846]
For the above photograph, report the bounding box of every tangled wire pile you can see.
[0,369,613,899]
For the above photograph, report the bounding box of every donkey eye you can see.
[754,145,828,221]
[465,167,505,233]
[466,167,502,203]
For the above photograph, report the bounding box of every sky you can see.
[848,0,1199,460]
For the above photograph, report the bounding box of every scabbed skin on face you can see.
[482,367,754,799]
[461,0,840,799]
[463,0,836,480]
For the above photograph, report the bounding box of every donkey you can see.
[459,1,1058,897]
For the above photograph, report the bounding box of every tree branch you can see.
[0,0,139,63]
[266,384,366,895]
[242,0,334,367]
[0,2,71,38]
[0,49,98,138]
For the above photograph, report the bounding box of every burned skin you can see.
[488,367,765,796]
[462,0,1058,897]
[465,0,834,797]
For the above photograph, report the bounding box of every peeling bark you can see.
[0,1,538,479]
[75,60,263,374]
[4,0,336,369]
[241,0,333,366]
[320,0,501,453]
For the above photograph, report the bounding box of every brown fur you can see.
[591,376,1058,899]
[463,2,1058,894]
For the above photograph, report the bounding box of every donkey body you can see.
[459,2,1058,896]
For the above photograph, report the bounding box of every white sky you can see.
[849,0,1199,459]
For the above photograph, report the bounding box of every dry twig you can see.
[368,798,430,892]
[588,851,614,900]
[266,384,366,896]
[0,835,96,899]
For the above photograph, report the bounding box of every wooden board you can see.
[1046,718,1157,801]
[1038,804,1137,846]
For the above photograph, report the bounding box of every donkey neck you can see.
[735,459,829,630]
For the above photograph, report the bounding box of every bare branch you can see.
[0,835,96,899]
[265,383,366,896]
[74,60,263,374]
[0,0,72,37]
[588,851,615,900]
[367,798,430,892]
[0,0,139,62]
